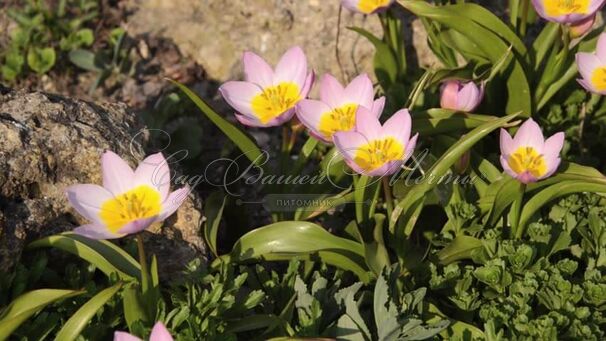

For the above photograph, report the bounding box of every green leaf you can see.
[122,285,149,329]
[28,233,140,280]
[203,191,227,258]
[412,109,498,136]
[55,283,123,341]
[170,80,264,166]
[437,235,483,265]
[348,27,398,87]
[360,215,390,275]
[27,47,56,74]
[0,289,83,339]
[224,221,370,282]
[69,49,102,72]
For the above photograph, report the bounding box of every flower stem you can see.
[519,0,530,37]
[382,177,394,219]
[136,234,150,292]
[512,182,526,239]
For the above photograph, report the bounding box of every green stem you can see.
[519,0,530,37]
[382,177,394,219]
[136,234,150,292]
[512,182,526,239]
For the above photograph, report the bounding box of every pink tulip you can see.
[500,118,564,184]
[570,14,596,38]
[114,322,173,341]
[66,151,189,240]
[341,0,395,14]
[531,0,604,24]
[333,108,418,176]
[219,46,314,127]
[440,80,484,112]
[296,73,384,143]
[576,32,606,95]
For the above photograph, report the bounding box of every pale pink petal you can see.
[404,133,419,161]
[543,132,565,158]
[531,0,549,21]
[263,108,297,127]
[296,99,332,142]
[114,331,143,341]
[66,184,113,225]
[440,80,460,110]
[273,46,308,89]
[300,72,315,99]
[457,82,482,112]
[158,187,190,221]
[354,107,382,141]
[319,73,346,108]
[150,322,174,341]
[235,113,263,127]
[512,118,545,151]
[576,53,602,81]
[577,78,599,93]
[370,97,386,117]
[586,0,605,18]
[341,0,361,13]
[102,151,135,196]
[382,109,412,145]
[117,217,157,235]
[134,153,170,201]
[333,131,369,163]
[243,51,274,88]
[343,73,374,109]
[500,155,518,179]
[517,172,539,184]
[500,128,515,156]
[218,81,262,116]
[75,224,122,240]
[597,32,606,62]
[541,155,562,179]
[366,161,403,177]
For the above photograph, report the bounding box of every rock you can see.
[0,87,205,274]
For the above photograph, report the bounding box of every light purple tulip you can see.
[333,108,418,177]
[296,73,384,143]
[219,46,314,128]
[576,32,606,95]
[114,322,173,341]
[341,0,395,14]
[440,80,484,112]
[500,118,564,184]
[531,0,604,24]
[66,151,189,240]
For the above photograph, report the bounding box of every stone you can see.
[0,87,205,274]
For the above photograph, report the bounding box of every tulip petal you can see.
[296,99,332,142]
[66,184,113,225]
[263,108,297,127]
[457,82,482,112]
[382,109,412,145]
[543,132,565,158]
[150,322,174,341]
[74,224,122,240]
[596,33,606,62]
[102,151,135,196]
[274,46,308,89]
[404,133,419,161]
[354,107,382,141]
[366,161,403,177]
[158,187,190,221]
[219,81,262,116]
[542,154,562,179]
[333,131,369,163]
[370,97,386,117]
[440,81,460,110]
[341,0,360,12]
[512,118,545,151]
[235,113,263,127]
[300,72,315,99]
[319,73,346,108]
[134,153,170,201]
[343,73,374,109]
[500,128,515,156]
[243,51,274,88]
[117,217,158,235]
[500,155,518,179]
[114,331,143,341]
[576,53,602,81]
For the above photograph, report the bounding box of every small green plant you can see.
[1,0,98,81]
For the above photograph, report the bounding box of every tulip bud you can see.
[440,80,485,112]
[570,15,596,39]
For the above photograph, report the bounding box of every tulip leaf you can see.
[0,289,83,340]
[437,235,483,265]
[517,180,606,239]
[348,27,398,88]
[55,283,123,341]
[203,191,227,258]
[170,79,264,166]
[225,221,370,282]
[122,285,149,330]
[390,112,519,237]
[27,233,140,280]
[412,109,498,136]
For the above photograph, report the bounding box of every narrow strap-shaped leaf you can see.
[203,191,227,258]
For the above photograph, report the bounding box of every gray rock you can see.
[0,87,205,274]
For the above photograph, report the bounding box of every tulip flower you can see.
[341,0,395,14]
[66,151,189,240]
[334,108,418,176]
[440,80,485,112]
[114,322,173,341]
[570,14,596,38]
[531,0,604,24]
[576,33,606,95]
[219,46,314,127]
[296,73,385,142]
[500,118,564,184]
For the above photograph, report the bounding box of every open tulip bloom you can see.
[440,80,485,112]
[341,0,395,14]
[500,118,565,184]
[219,46,314,127]
[114,322,173,341]
[531,0,605,24]
[334,108,418,177]
[66,151,189,239]
[576,32,606,95]
[296,73,385,142]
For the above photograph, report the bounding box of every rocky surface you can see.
[0,87,205,273]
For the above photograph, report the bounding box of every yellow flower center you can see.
[318,103,358,140]
[544,0,590,17]
[354,137,405,172]
[590,67,606,91]
[357,0,392,14]
[251,82,300,124]
[507,147,548,178]
[99,185,162,233]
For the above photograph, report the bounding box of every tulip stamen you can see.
[544,0,589,16]
[357,0,393,14]
[99,185,162,232]
[507,146,548,178]
[318,103,358,140]
[354,137,405,171]
[251,82,301,124]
